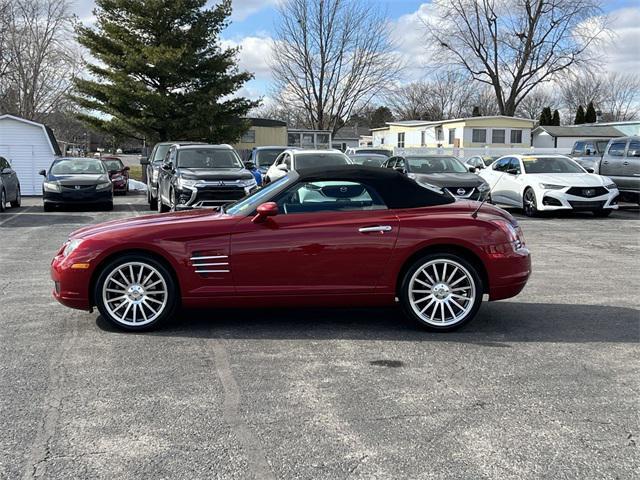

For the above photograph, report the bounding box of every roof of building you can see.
[533,125,624,138]
[245,117,287,128]
[294,165,455,209]
[333,125,371,139]
[0,114,61,155]
[370,115,536,131]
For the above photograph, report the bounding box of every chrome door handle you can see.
[359,225,392,233]
[623,161,629,166]
[603,161,609,164]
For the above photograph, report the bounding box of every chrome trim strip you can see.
[359,225,393,233]
[193,262,228,266]
[190,255,228,260]
[195,269,230,273]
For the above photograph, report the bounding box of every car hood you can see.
[411,172,487,188]
[50,174,110,185]
[528,172,608,186]
[177,168,254,181]
[70,208,237,240]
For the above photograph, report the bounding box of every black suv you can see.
[156,144,257,212]
[0,156,21,212]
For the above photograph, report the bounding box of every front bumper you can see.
[536,188,618,211]
[175,184,257,209]
[486,248,532,301]
[44,189,113,205]
[111,179,128,191]
[51,253,92,310]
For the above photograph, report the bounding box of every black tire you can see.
[94,253,178,331]
[43,202,54,212]
[399,253,483,332]
[593,209,612,217]
[0,189,5,212]
[104,202,114,211]
[523,188,538,217]
[10,186,20,208]
[148,190,158,211]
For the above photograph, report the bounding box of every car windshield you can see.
[296,153,350,169]
[406,157,467,174]
[103,159,124,171]
[177,148,243,169]
[355,149,390,157]
[349,155,386,167]
[153,144,170,163]
[522,156,585,174]
[256,149,285,168]
[51,159,106,175]
[225,175,294,215]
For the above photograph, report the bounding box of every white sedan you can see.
[479,154,619,217]
[264,149,352,183]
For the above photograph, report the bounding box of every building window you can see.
[241,129,256,143]
[381,137,384,144]
[316,133,330,148]
[492,129,506,144]
[436,128,444,141]
[510,129,522,144]
[398,132,405,148]
[448,128,456,145]
[421,131,426,146]
[288,132,301,147]
[301,133,314,147]
[472,129,486,143]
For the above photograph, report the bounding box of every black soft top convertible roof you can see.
[295,165,454,209]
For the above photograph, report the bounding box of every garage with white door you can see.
[0,114,61,195]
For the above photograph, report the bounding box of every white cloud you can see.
[221,36,276,82]
[599,7,640,75]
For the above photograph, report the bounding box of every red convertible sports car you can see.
[51,166,531,332]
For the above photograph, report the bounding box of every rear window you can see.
[296,153,350,169]
[103,159,124,171]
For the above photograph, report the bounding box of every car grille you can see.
[568,200,606,209]
[566,186,607,198]
[194,187,246,203]
[444,187,480,200]
[61,184,96,191]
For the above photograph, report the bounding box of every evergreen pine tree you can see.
[73,0,258,143]
[574,105,586,125]
[539,107,552,126]
[552,109,560,126]
[370,106,394,128]
[585,101,597,123]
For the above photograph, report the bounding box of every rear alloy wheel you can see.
[400,253,483,331]
[0,189,5,212]
[593,209,612,217]
[10,186,20,208]
[95,255,177,331]
[523,188,538,217]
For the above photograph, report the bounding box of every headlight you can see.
[238,178,257,188]
[605,183,618,190]
[477,182,490,192]
[539,183,565,190]
[152,170,159,182]
[96,182,112,191]
[177,178,198,189]
[43,181,61,193]
[62,238,83,257]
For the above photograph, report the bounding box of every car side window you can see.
[0,157,7,169]
[396,158,406,170]
[507,158,521,174]
[284,154,292,170]
[493,158,509,172]
[275,181,387,214]
[385,158,397,169]
[608,141,627,157]
[626,141,640,157]
[573,142,584,155]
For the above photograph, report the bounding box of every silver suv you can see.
[599,136,640,204]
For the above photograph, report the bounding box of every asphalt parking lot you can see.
[1,195,638,480]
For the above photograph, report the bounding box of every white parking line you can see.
[0,206,36,227]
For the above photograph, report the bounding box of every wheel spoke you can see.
[146,279,163,289]
[449,275,467,287]
[440,302,446,322]
[450,298,466,311]
[137,265,144,283]
[446,267,459,284]
[105,288,126,294]
[106,294,127,303]
[111,299,128,313]
[142,299,158,315]
[412,289,431,294]
[414,277,432,288]
[414,294,434,304]
[441,263,447,283]
[145,296,163,305]
[420,298,436,314]
[121,302,132,321]
[132,304,137,323]
[421,269,437,286]
[445,300,457,320]
[109,278,128,290]
[118,269,130,285]
[451,286,471,292]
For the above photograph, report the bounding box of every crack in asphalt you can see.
[205,337,276,480]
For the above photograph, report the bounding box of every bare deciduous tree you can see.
[271,0,400,133]
[424,0,607,116]
[0,0,79,121]
[516,87,558,119]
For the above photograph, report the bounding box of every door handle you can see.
[359,225,392,233]
[623,161,629,166]
[603,161,609,165]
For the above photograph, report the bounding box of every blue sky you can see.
[73,0,640,102]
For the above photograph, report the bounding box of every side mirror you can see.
[394,166,406,174]
[39,169,47,176]
[276,164,288,172]
[124,166,130,171]
[162,162,173,171]
[506,168,519,175]
[468,166,477,173]
[252,202,278,223]
[586,168,595,173]
[139,156,149,165]
[244,161,255,170]
[585,149,592,156]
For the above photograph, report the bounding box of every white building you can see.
[531,125,624,150]
[0,114,61,195]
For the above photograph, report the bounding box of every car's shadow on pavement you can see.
[95,302,640,344]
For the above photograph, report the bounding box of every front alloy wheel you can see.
[95,255,177,331]
[523,188,538,217]
[400,254,483,331]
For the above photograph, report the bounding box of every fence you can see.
[394,146,571,160]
